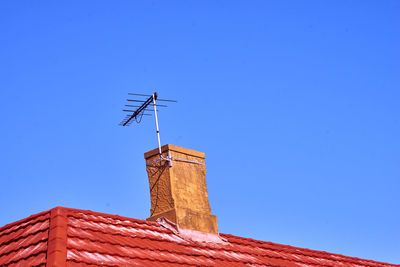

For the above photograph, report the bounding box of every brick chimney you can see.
[144,144,218,234]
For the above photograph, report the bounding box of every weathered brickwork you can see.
[145,144,218,234]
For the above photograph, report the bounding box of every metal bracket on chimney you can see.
[146,152,205,166]
[172,156,205,166]
[146,151,173,167]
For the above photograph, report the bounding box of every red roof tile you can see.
[0,207,398,267]
[0,211,49,267]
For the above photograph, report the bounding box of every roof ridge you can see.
[46,207,68,266]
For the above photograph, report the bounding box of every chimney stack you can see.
[145,144,218,234]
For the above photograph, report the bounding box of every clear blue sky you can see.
[0,0,399,264]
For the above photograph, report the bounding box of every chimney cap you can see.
[144,144,205,159]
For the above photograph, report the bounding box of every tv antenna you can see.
[119,92,177,165]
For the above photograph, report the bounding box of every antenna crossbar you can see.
[121,94,156,126]
[120,91,177,166]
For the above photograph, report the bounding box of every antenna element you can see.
[119,92,177,165]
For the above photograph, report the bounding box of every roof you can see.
[0,207,397,267]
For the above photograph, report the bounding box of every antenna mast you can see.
[152,93,162,157]
[119,92,177,164]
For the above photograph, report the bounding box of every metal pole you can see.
[152,93,162,158]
